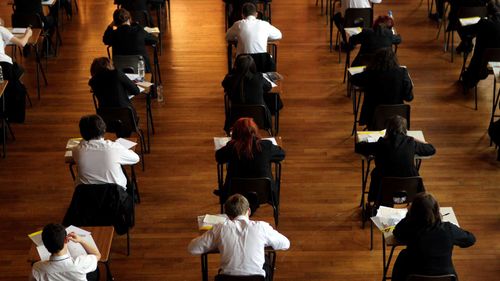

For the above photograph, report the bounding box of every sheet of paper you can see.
[198,214,228,230]
[262,137,278,146]
[36,245,51,261]
[348,66,366,76]
[66,138,82,150]
[144,27,160,34]
[459,17,481,26]
[357,130,385,143]
[64,150,72,158]
[42,0,57,6]
[138,86,145,93]
[345,27,362,37]
[65,225,91,236]
[28,230,44,246]
[213,137,231,151]
[263,75,278,88]
[10,28,27,34]
[137,81,154,88]
[125,73,141,81]
[67,234,97,259]
[116,138,137,150]
[371,206,408,232]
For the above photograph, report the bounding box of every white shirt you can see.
[0,26,14,64]
[188,216,290,276]
[72,138,140,189]
[226,15,282,55]
[32,253,98,281]
[340,0,382,16]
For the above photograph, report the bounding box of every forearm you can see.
[79,240,101,260]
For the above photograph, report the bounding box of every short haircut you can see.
[42,223,66,254]
[113,8,131,25]
[224,194,250,219]
[79,114,106,141]
[242,2,257,17]
[90,57,113,77]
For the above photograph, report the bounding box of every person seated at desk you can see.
[215,117,285,203]
[0,18,32,123]
[73,115,140,190]
[462,0,500,88]
[88,57,140,122]
[392,193,476,281]
[226,2,282,57]
[13,0,58,29]
[31,223,101,281]
[355,116,436,202]
[351,48,413,127]
[222,55,282,131]
[349,15,401,66]
[103,8,157,72]
[188,194,290,278]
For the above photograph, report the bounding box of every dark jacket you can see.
[448,0,488,29]
[116,0,149,11]
[62,184,134,235]
[89,69,140,118]
[392,217,476,281]
[216,140,285,200]
[103,23,157,71]
[351,67,413,126]
[355,134,436,201]
[350,28,401,66]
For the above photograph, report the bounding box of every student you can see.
[351,48,413,127]
[355,116,436,202]
[103,8,157,72]
[349,15,401,66]
[31,223,101,281]
[215,118,285,202]
[392,193,476,281]
[73,115,140,190]
[188,194,290,278]
[88,57,140,122]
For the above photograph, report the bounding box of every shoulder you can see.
[74,254,98,268]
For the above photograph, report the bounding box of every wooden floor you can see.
[0,0,498,280]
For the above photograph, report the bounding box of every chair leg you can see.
[474,85,478,110]
[126,230,130,256]
[370,219,374,250]
[137,130,146,171]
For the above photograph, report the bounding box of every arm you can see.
[144,30,158,46]
[225,24,238,41]
[116,144,140,165]
[267,23,282,41]
[413,141,436,157]
[448,223,476,248]
[401,68,414,102]
[103,25,114,46]
[262,223,290,250]
[118,71,140,96]
[67,232,102,261]
[393,217,411,244]
[354,139,379,156]
[262,74,272,93]
[8,28,32,48]
[215,145,231,164]
[269,143,285,162]
[187,229,217,255]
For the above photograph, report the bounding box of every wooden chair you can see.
[369,104,411,131]
[225,102,274,136]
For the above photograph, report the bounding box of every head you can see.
[41,223,67,254]
[373,15,395,30]
[230,118,262,159]
[242,2,258,18]
[487,0,500,16]
[224,194,250,219]
[385,115,408,138]
[113,8,131,26]
[407,192,442,227]
[367,48,399,71]
[79,114,106,141]
[234,55,257,76]
[90,57,114,77]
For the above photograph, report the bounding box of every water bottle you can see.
[137,56,145,80]
[157,85,164,103]
[388,10,393,19]
[0,66,3,83]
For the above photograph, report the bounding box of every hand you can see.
[67,232,83,243]
[25,27,33,37]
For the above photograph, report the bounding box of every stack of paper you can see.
[115,138,137,149]
[357,130,386,143]
[345,27,362,36]
[370,206,408,233]
[459,17,481,26]
[144,27,160,34]
[213,137,278,150]
[197,214,228,230]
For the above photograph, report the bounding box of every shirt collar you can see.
[233,215,250,222]
[245,15,257,20]
[49,253,71,261]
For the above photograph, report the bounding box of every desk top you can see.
[356,130,425,144]
[214,136,281,151]
[65,136,138,164]
[459,17,482,26]
[42,0,58,7]
[28,226,114,263]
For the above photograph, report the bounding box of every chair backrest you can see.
[11,12,43,28]
[62,184,134,235]
[457,6,488,19]
[245,53,276,73]
[229,104,272,133]
[370,104,411,131]
[97,107,138,138]
[344,8,373,28]
[130,10,151,27]
[481,48,500,65]
[377,177,425,207]
[113,55,143,74]
[215,274,265,281]
[406,274,457,281]
[228,177,274,205]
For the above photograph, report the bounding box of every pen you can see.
[442,213,450,216]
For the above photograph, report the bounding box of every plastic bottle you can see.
[137,56,145,80]
[157,85,164,103]
[0,66,4,83]
[388,10,393,18]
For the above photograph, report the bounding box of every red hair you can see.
[229,118,262,159]
[373,15,394,30]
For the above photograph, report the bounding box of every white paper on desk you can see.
[67,235,98,259]
[116,138,137,149]
[125,73,141,81]
[371,206,408,232]
[11,28,27,34]
[66,138,83,150]
[348,66,366,76]
[459,17,481,26]
[137,81,154,88]
[262,137,278,146]
[198,214,228,230]
[345,27,362,36]
[65,225,91,236]
[263,75,278,88]
[357,130,385,143]
[144,27,160,34]
[214,137,231,151]
[36,245,51,261]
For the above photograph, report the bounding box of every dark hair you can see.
[79,114,106,141]
[487,0,500,15]
[242,2,257,17]
[229,117,262,159]
[406,192,442,227]
[113,8,131,25]
[90,57,114,76]
[385,115,407,138]
[373,15,395,30]
[366,48,399,72]
[224,194,250,219]
[42,223,67,254]
[231,55,257,102]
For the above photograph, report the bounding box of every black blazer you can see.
[116,0,149,11]
[350,28,401,66]
[351,67,413,126]
[222,72,272,106]
[89,69,140,116]
[355,134,436,201]
[392,217,476,280]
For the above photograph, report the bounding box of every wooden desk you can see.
[28,226,115,281]
[0,81,8,158]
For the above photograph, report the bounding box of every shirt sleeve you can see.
[226,24,238,41]
[401,68,414,102]
[115,143,140,165]
[393,217,411,244]
[74,254,98,274]
[413,141,436,157]
[215,145,230,164]
[118,71,140,96]
[0,27,14,44]
[187,229,217,255]
[270,144,285,162]
[262,222,290,250]
[103,26,113,45]
[448,223,476,248]
[267,23,282,40]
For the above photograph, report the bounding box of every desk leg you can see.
[416,159,422,172]
[69,163,76,181]
[1,95,5,158]
[131,165,140,203]
[201,254,208,281]
[146,94,152,153]
[382,243,396,281]
[227,44,233,72]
